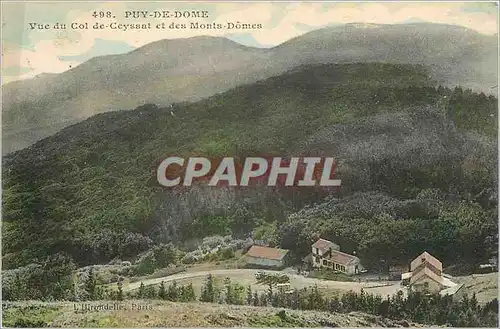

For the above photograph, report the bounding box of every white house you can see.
[406,251,458,294]
[311,238,340,256]
[311,238,363,275]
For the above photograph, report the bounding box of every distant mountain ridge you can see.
[2,23,497,154]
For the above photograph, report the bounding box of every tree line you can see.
[82,272,499,327]
[278,192,498,273]
[3,260,498,327]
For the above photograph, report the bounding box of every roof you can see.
[312,238,340,251]
[246,245,289,261]
[410,266,444,286]
[402,272,412,280]
[440,283,464,297]
[325,249,360,266]
[440,276,457,288]
[411,268,456,287]
[410,251,443,272]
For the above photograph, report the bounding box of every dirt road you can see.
[125,268,404,297]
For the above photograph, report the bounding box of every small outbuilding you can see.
[407,251,458,294]
[245,245,290,269]
[440,283,465,302]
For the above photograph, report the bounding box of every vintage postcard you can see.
[1,1,499,328]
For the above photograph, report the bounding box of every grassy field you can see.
[455,272,498,304]
[2,300,422,327]
[123,268,406,297]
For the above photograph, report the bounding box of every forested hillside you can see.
[2,63,497,274]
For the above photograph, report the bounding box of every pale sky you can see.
[1,1,499,83]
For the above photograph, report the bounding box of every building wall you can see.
[312,256,360,275]
[412,262,442,277]
[411,276,442,293]
[312,254,323,268]
[246,256,284,268]
[312,247,324,257]
[311,243,362,275]
[313,255,336,269]
[311,245,340,256]
[346,263,358,275]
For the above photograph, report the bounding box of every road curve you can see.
[125,268,402,296]
[126,269,277,291]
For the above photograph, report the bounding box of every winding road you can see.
[125,268,404,296]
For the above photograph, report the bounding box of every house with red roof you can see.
[245,245,290,269]
[309,238,364,275]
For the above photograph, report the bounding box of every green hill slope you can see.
[2,63,497,269]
